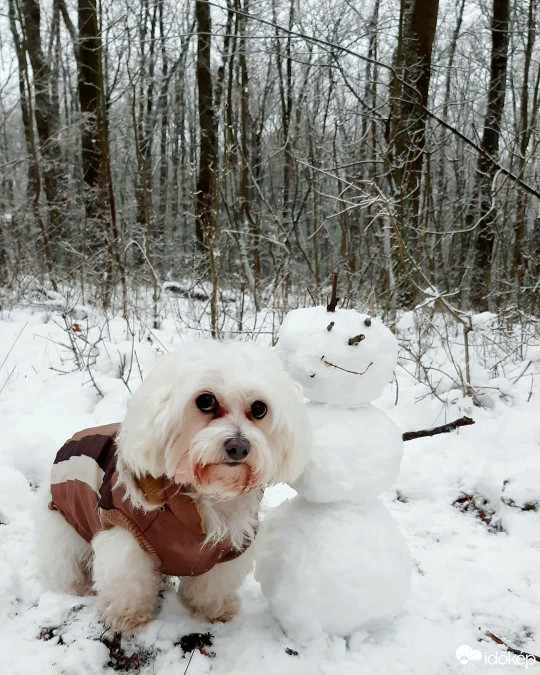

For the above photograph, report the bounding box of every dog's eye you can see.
[196,393,218,413]
[250,400,267,419]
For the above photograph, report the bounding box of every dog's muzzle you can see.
[223,435,251,463]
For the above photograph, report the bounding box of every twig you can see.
[348,334,365,345]
[147,330,169,353]
[402,416,475,441]
[321,357,373,375]
[306,287,318,306]
[485,631,540,663]
[183,649,195,675]
[326,272,338,312]
[0,365,16,396]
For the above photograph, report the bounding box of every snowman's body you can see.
[256,307,412,641]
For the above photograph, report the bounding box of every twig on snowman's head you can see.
[326,272,339,312]
[320,356,373,375]
[348,334,365,345]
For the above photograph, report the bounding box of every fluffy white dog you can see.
[36,340,311,633]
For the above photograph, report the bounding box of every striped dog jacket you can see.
[49,427,252,576]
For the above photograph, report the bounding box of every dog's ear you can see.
[117,352,181,480]
[273,380,312,485]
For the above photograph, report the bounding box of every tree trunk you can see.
[76,0,125,307]
[195,0,219,335]
[8,0,54,283]
[468,0,510,309]
[511,0,536,306]
[20,0,67,263]
[387,0,439,306]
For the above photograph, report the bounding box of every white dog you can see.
[36,340,311,633]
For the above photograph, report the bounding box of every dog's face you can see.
[117,340,311,500]
[167,378,296,497]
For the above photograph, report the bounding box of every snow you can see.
[277,306,398,405]
[2,301,540,674]
[256,498,412,641]
[529,346,540,363]
[471,312,498,330]
[501,471,540,511]
[258,305,411,638]
[293,403,403,502]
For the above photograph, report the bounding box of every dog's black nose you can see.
[224,436,251,461]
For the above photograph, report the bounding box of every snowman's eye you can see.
[327,321,335,332]
[364,317,372,326]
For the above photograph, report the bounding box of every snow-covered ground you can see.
[1,295,539,674]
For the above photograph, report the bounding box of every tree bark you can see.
[76,0,125,306]
[468,0,510,309]
[195,0,219,334]
[511,0,536,305]
[8,0,54,282]
[20,0,67,262]
[387,0,439,306]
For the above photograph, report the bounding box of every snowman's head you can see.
[277,306,397,406]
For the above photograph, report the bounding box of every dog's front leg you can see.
[92,527,159,633]
[179,547,254,623]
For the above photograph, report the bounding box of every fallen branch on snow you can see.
[402,416,474,442]
[485,631,540,663]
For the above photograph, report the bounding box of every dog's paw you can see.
[181,590,240,623]
[208,593,240,623]
[100,610,152,635]
[98,596,153,635]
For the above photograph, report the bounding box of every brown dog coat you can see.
[49,426,254,576]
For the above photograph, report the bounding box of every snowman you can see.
[255,300,412,643]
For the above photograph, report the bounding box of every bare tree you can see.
[387,0,439,305]
[20,0,67,262]
[1,0,537,315]
[467,0,510,309]
[195,0,219,333]
[75,0,125,305]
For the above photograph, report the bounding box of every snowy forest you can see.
[0,0,538,320]
[1,1,540,674]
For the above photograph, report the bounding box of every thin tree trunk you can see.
[387,0,439,306]
[195,0,219,335]
[76,0,125,308]
[468,0,510,309]
[9,0,54,284]
[20,0,67,263]
[512,0,536,305]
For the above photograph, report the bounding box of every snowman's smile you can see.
[320,355,374,376]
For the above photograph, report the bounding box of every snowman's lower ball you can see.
[256,497,412,642]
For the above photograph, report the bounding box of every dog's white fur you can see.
[36,340,310,632]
